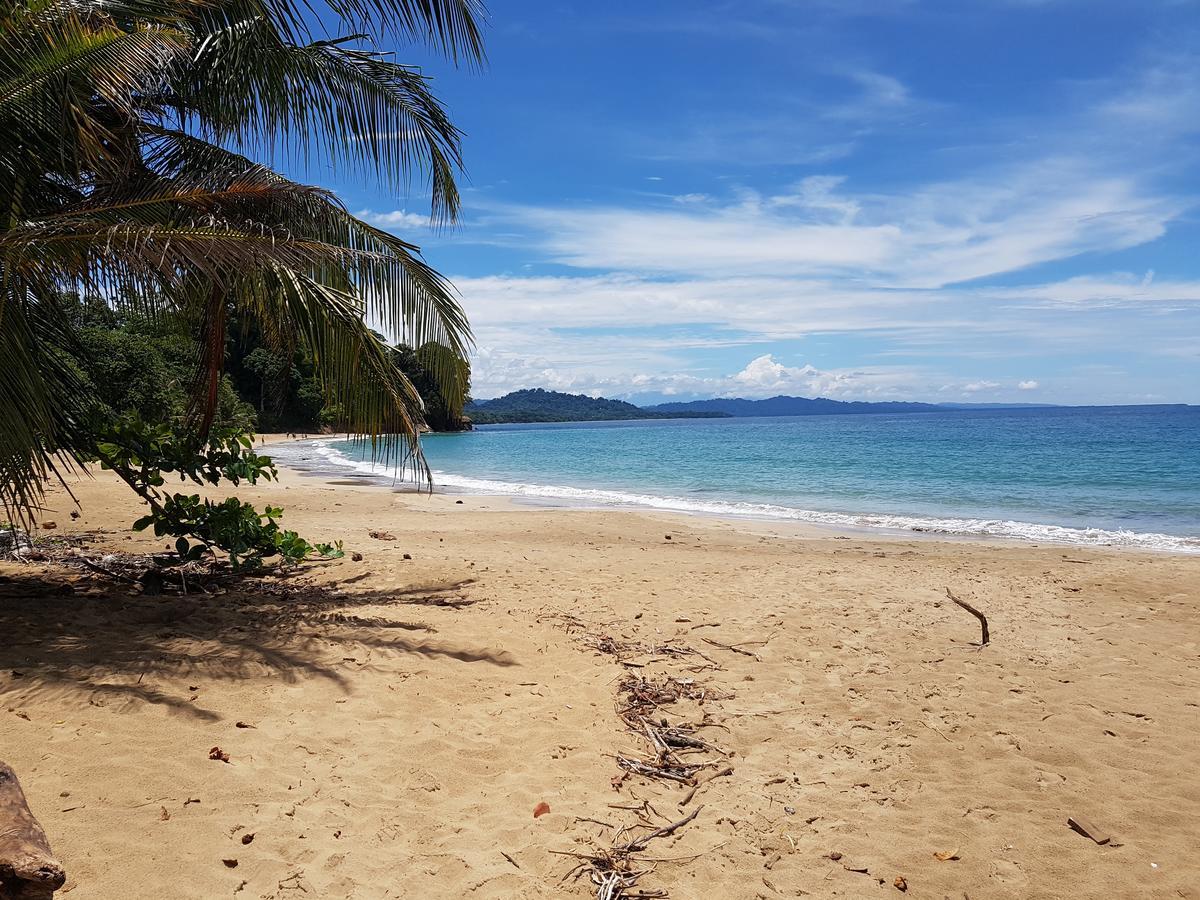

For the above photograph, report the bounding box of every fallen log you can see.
[0,762,65,900]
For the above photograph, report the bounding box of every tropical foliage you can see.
[63,293,471,433]
[95,417,343,569]
[0,0,483,525]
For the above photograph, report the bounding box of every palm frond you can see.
[234,266,431,477]
[180,22,465,220]
[0,282,91,526]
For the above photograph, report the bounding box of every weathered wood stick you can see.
[0,762,65,900]
[945,588,990,646]
[700,638,759,660]
[618,805,702,852]
[678,765,734,808]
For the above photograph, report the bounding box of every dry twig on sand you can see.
[944,588,990,646]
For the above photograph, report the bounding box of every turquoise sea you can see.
[273,406,1200,553]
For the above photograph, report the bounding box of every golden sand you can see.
[1,458,1198,898]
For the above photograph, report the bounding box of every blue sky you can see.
[336,0,1200,404]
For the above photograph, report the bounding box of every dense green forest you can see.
[465,389,730,424]
[65,296,471,436]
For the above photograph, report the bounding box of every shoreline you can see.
[266,435,1200,556]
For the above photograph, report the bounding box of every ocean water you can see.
[273,406,1200,553]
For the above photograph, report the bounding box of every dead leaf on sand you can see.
[368,530,396,541]
[933,849,960,861]
[894,875,908,892]
[209,746,231,763]
[533,801,551,818]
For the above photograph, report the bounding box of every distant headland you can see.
[463,388,1065,425]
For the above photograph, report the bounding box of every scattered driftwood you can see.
[612,673,730,793]
[944,588,990,646]
[559,807,705,900]
[565,625,719,670]
[0,762,65,900]
[550,617,736,898]
[615,755,704,785]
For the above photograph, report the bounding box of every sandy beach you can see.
[2,457,1198,899]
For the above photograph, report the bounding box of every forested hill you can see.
[463,390,1062,425]
[643,395,946,417]
[465,389,730,424]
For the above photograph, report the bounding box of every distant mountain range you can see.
[645,396,944,416]
[647,396,1066,416]
[465,389,730,424]
[464,389,1060,425]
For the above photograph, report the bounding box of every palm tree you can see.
[0,0,483,522]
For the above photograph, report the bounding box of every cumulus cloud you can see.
[1018,380,1039,390]
[468,347,1052,404]
[354,208,429,230]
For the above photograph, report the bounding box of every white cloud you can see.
[446,267,1199,400]
[467,346,1068,404]
[354,209,429,230]
[994,273,1200,306]
[1018,380,1039,390]
[478,162,1180,289]
[469,349,929,401]
[725,355,884,396]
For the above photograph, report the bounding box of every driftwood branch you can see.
[945,588,990,646]
[617,806,702,852]
[0,762,65,900]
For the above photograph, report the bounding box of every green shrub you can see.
[96,416,343,571]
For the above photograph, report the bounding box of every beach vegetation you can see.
[96,417,342,570]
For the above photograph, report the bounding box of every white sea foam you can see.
[301,440,1200,554]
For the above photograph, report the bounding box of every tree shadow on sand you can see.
[0,564,517,723]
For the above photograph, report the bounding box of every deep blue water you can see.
[284,406,1200,552]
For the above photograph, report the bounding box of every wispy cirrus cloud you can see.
[630,65,927,166]
[479,163,1179,288]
